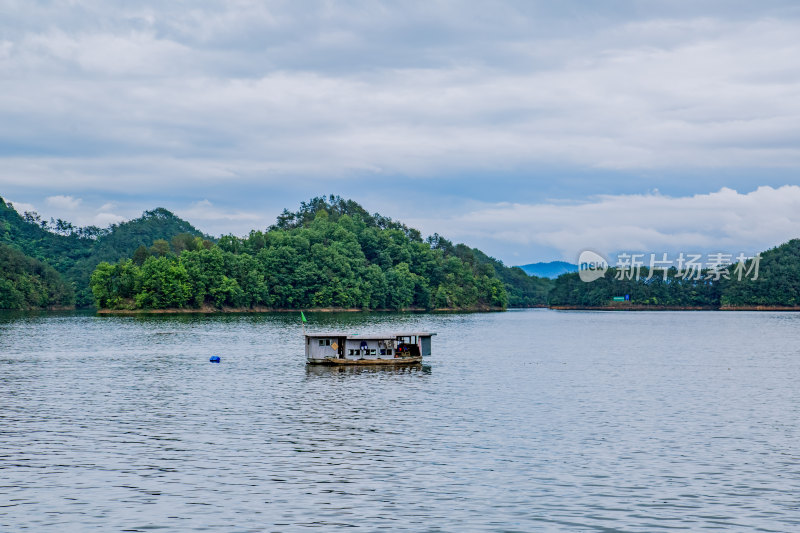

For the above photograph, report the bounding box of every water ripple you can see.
[1,310,799,531]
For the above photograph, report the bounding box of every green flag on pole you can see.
[301,311,307,323]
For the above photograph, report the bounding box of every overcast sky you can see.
[2,0,800,264]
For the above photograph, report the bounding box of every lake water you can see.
[1,309,799,532]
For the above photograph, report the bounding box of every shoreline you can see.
[549,305,718,311]
[96,305,507,314]
[719,305,800,311]
[0,305,78,312]
[551,305,800,311]
[11,305,800,314]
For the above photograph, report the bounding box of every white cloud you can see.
[6,195,268,236]
[25,30,193,76]
[45,195,82,210]
[7,195,132,229]
[2,1,800,258]
[7,199,37,214]
[93,212,124,226]
[180,199,262,221]
[406,186,800,261]
[175,200,267,236]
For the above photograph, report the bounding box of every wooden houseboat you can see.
[305,332,435,365]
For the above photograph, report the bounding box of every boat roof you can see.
[305,332,435,340]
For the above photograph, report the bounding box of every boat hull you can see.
[307,356,423,366]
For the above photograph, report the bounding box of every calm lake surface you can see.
[1,309,799,532]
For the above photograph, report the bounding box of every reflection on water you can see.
[1,309,799,532]
[305,363,429,377]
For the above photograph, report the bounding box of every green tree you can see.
[171,233,201,254]
[386,263,416,309]
[132,245,150,266]
[150,239,171,257]
[136,256,192,309]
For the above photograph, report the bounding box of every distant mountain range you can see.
[516,261,578,279]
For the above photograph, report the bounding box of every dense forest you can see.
[0,243,73,310]
[90,196,549,311]
[0,196,209,307]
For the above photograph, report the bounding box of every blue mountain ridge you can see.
[516,261,578,279]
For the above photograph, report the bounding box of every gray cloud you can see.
[2,1,800,261]
[2,3,800,184]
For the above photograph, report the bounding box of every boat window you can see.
[370,349,377,356]
[387,349,393,355]
[411,336,417,344]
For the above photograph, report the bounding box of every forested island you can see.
[3,194,800,312]
[89,197,551,311]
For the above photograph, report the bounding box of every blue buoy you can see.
[209,355,221,363]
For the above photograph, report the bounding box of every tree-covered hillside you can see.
[0,196,209,307]
[91,196,549,311]
[721,239,800,307]
[428,236,552,307]
[0,243,73,309]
